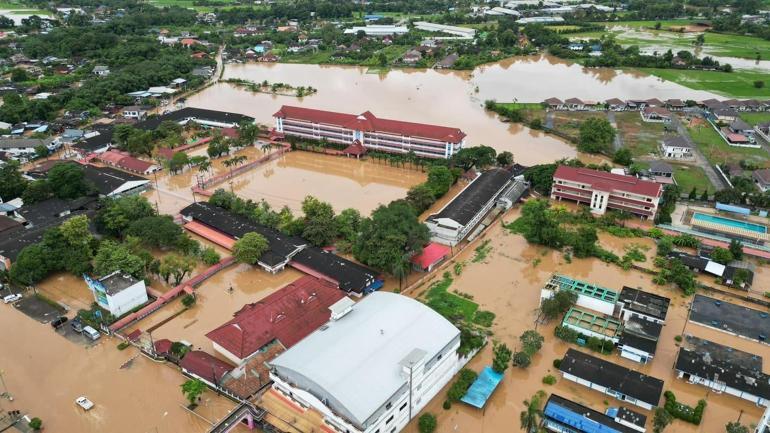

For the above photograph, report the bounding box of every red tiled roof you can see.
[553,165,662,197]
[118,156,156,173]
[157,147,178,160]
[100,150,129,165]
[221,127,239,139]
[180,350,234,384]
[273,105,466,143]
[206,276,345,360]
[154,339,173,355]
[410,242,451,269]
[343,140,366,156]
[180,38,198,46]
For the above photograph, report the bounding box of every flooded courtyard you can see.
[186,55,719,165]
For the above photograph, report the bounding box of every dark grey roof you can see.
[99,272,141,295]
[675,348,770,400]
[723,265,754,287]
[648,160,673,175]
[730,119,752,131]
[662,135,692,149]
[668,251,708,271]
[82,165,147,196]
[291,247,379,294]
[624,315,662,340]
[690,294,770,343]
[428,168,513,227]
[18,196,97,228]
[617,407,646,429]
[0,215,22,235]
[180,202,306,267]
[683,335,762,371]
[0,137,54,149]
[544,394,638,433]
[619,286,670,321]
[619,329,658,355]
[559,348,664,407]
[75,129,113,152]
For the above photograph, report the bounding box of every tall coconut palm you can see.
[520,391,546,433]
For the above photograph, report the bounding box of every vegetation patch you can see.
[471,239,493,263]
[446,368,478,402]
[663,391,706,425]
[555,325,615,354]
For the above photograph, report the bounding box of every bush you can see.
[542,375,557,385]
[755,80,765,89]
[182,294,196,308]
[28,418,42,430]
[447,368,477,402]
[199,247,220,265]
[513,351,531,367]
[117,341,130,350]
[663,391,706,424]
[674,335,683,342]
[418,413,437,433]
[442,400,451,410]
[553,358,562,369]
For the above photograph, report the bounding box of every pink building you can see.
[550,166,662,218]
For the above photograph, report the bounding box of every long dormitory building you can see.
[272,105,466,159]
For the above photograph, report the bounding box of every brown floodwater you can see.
[0,303,240,433]
[145,148,425,215]
[400,212,765,433]
[185,55,718,165]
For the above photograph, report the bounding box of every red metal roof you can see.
[206,275,345,360]
[273,105,466,143]
[156,147,178,160]
[554,166,662,197]
[180,350,234,384]
[100,150,129,165]
[410,242,451,269]
[154,338,173,355]
[117,156,156,173]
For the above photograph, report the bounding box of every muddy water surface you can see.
[187,55,717,165]
[0,304,240,433]
[401,213,765,433]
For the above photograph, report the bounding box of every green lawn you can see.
[615,111,670,158]
[597,20,697,29]
[550,111,606,141]
[672,163,713,195]
[688,122,770,167]
[638,68,770,98]
[740,112,770,126]
[280,49,333,64]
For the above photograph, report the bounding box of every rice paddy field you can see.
[639,68,770,98]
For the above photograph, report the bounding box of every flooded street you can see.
[186,55,718,165]
[399,213,765,433]
[0,304,239,433]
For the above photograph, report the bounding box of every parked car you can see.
[71,318,83,333]
[75,396,94,411]
[83,326,100,341]
[3,293,22,304]
[50,316,68,329]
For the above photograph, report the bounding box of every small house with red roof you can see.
[180,38,199,48]
[99,150,161,175]
[180,350,234,387]
[206,275,347,366]
[641,107,672,123]
[273,105,466,159]
[551,166,662,218]
[410,242,451,272]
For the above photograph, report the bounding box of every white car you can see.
[3,294,22,304]
[75,396,94,411]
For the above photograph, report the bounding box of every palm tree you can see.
[520,391,546,433]
[260,142,272,155]
[198,159,212,177]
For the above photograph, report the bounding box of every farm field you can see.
[638,68,770,98]
[687,121,770,167]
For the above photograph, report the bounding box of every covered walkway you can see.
[184,220,236,250]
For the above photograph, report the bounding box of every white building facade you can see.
[83,272,148,317]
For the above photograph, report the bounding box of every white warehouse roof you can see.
[269,292,460,429]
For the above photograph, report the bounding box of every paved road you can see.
[670,114,729,191]
[607,111,623,152]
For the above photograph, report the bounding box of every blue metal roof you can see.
[460,366,503,409]
[544,400,624,433]
[716,202,750,215]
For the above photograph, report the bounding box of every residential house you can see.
[756,121,770,142]
[648,160,674,178]
[92,65,110,76]
[729,118,755,139]
[641,107,672,123]
[435,53,459,69]
[122,105,150,120]
[605,98,626,111]
[666,99,686,111]
[544,97,564,110]
[754,168,770,192]
[660,135,694,160]
[83,272,149,317]
[402,49,423,64]
[564,98,585,111]
[713,108,739,122]
[410,242,451,272]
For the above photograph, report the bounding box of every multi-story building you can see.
[550,166,663,218]
[272,105,466,159]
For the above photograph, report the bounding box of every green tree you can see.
[492,342,513,373]
[334,208,361,245]
[729,239,743,260]
[10,68,29,82]
[96,195,156,236]
[0,160,28,201]
[513,351,531,367]
[700,189,709,201]
[426,165,454,197]
[10,244,50,285]
[519,391,546,433]
[612,148,632,166]
[158,253,195,285]
[657,237,673,256]
[353,201,429,273]
[652,407,673,433]
[406,184,436,214]
[520,330,544,355]
[452,146,497,170]
[496,151,514,166]
[570,226,598,258]
[378,52,388,67]
[725,422,749,433]
[181,378,206,406]
[710,247,734,265]
[233,232,269,265]
[688,187,697,200]
[34,145,49,160]
[539,290,577,321]
[169,151,190,174]
[578,117,615,154]
[47,163,92,199]
[22,180,52,203]
[517,199,564,248]
[418,413,437,433]
[93,240,146,279]
[28,417,42,431]
[125,216,185,249]
[301,196,337,247]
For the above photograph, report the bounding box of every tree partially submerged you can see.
[233,232,269,265]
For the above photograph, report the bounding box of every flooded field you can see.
[186,55,718,165]
[399,211,765,433]
[145,148,425,215]
[0,304,240,433]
